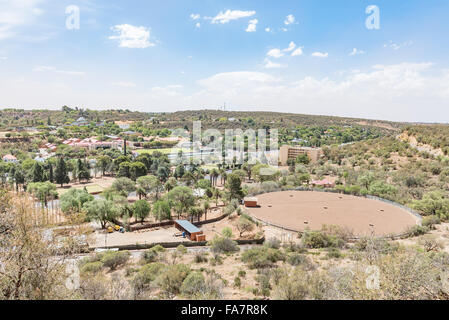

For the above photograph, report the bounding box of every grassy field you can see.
[58,184,104,196]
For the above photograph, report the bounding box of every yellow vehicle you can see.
[114,225,121,231]
[107,226,114,233]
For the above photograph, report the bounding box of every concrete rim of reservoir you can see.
[244,191,421,238]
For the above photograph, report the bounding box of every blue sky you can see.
[0,0,449,122]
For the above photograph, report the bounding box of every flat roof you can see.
[175,220,202,234]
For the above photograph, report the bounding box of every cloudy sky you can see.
[0,0,448,122]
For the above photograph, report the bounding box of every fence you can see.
[91,236,265,251]
[244,187,423,242]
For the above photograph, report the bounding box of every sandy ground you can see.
[90,227,190,248]
[245,191,419,237]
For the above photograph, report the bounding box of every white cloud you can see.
[196,22,201,28]
[33,65,85,76]
[311,52,328,58]
[210,10,256,24]
[0,0,45,40]
[246,19,258,32]
[3,63,449,122]
[109,24,155,49]
[349,48,366,56]
[384,40,413,50]
[283,41,296,52]
[0,56,7,60]
[112,81,136,88]
[265,27,271,32]
[264,58,284,69]
[266,48,284,58]
[189,63,449,122]
[284,14,296,25]
[291,47,304,56]
[190,13,201,20]
[281,27,288,32]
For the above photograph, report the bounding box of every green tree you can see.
[55,157,70,187]
[30,162,45,183]
[111,177,136,197]
[152,200,171,222]
[129,161,147,181]
[27,181,57,208]
[132,199,151,223]
[83,198,118,229]
[167,186,195,219]
[60,188,93,214]
[225,173,244,201]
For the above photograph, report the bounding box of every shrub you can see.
[301,230,345,249]
[287,253,313,269]
[159,264,191,296]
[407,225,429,237]
[193,252,208,263]
[241,247,285,269]
[238,270,246,278]
[141,250,158,264]
[221,227,233,238]
[181,272,206,296]
[233,276,241,288]
[326,248,343,259]
[80,261,104,274]
[131,262,166,297]
[100,251,130,270]
[421,215,441,229]
[208,236,239,254]
[264,237,281,249]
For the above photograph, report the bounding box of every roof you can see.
[3,154,17,160]
[244,197,258,202]
[175,220,202,234]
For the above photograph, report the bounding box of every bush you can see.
[208,236,239,254]
[193,252,208,263]
[131,262,166,297]
[241,247,285,269]
[422,215,441,229]
[221,227,233,238]
[141,250,158,264]
[233,276,241,288]
[407,225,429,237]
[80,261,104,274]
[301,230,345,249]
[238,270,246,278]
[287,253,313,268]
[325,248,343,259]
[264,237,281,249]
[100,251,130,270]
[180,272,206,296]
[159,264,191,296]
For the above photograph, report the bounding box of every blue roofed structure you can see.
[175,220,201,234]
[174,220,205,241]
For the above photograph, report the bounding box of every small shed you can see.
[244,197,258,208]
[174,220,205,241]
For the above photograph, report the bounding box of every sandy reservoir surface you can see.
[245,191,420,237]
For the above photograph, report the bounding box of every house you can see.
[244,197,258,208]
[2,154,18,163]
[174,220,205,241]
[279,145,323,166]
[115,121,134,130]
[71,117,89,126]
[310,179,335,188]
